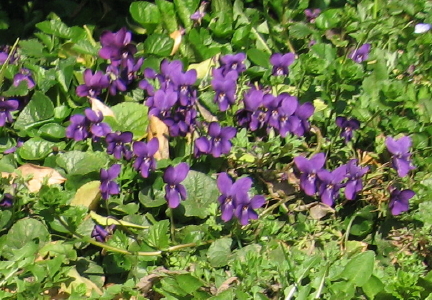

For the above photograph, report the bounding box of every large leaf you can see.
[207,237,232,268]
[14,91,55,131]
[111,102,149,139]
[3,218,50,258]
[143,34,174,57]
[147,220,170,250]
[17,138,56,160]
[338,251,375,286]
[70,181,101,210]
[56,151,109,176]
[130,2,161,32]
[182,170,220,218]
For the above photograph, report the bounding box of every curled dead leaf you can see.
[90,97,115,117]
[295,202,335,220]
[216,277,238,294]
[169,29,184,56]
[147,115,169,160]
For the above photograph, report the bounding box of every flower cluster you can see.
[106,131,133,160]
[66,108,112,141]
[211,53,246,111]
[76,28,143,98]
[217,173,266,225]
[236,87,314,137]
[140,60,198,137]
[294,153,369,206]
[194,122,236,158]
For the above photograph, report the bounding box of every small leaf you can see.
[70,181,101,210]
[147,220,170,249]
[176,274,203,294]
[246,48,270,68]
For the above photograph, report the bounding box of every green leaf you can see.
[362,275,385,298]
[56,151,109,176]
[147,220,170,249]
[246,48,270,68]
[111,102,149,139]
[338,251,375,286]
[14,91,55,131]
[3,218,50,258]
[174,0,199,30]
[3,80,30,97]
[156,0,178,33]
[130,2,161,32]
[55,57,75,92]
[209,11,234,38]
[0,137,15,153]
[36,19,84,42]
[38,123,66,140]
[176,274,203,294]
[71,39,99,56]
[18,138,55,160]
[143,34,174,57]
[289,23,314,39]
[139,186,167,208]
[19,39,45,57]
[207,237,232,267]
[315,9,341,30]
[182,170,220,218]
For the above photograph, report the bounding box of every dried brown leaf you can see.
[90,98,115,117]
[147,115,169,160]
[216,277,238,294]
[16,164,66,193]
[169,30,183,56]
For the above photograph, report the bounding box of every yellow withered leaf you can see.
[147,115,170,160]
[70,181,101,211]
[90,211,149,229]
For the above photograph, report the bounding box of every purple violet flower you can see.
[349,44,371,63]
[345,159,369,200]
[190,1,208,24]
[294,153,326,196]
[76,69,110,98]
[235,194,266,226]
[388,187,415,216]
[66,114,90,141]
[0,99,19,127]
[211,69,238,111]
[304,9,321,23]
[385,136,415,177]
[336,116,360,143]
[4,139,23,154]
[0,193,13,208]
[84,109,112,138]
[163,163,189,208]
[317,165,347,206]
[217,173,265,225]
[270,53,295,76]
[133,138,159,178]
[100,164,121,200]
[217,173,252,222]
[148,88,178,118]
[194,122,236,158]
[291,102,315,136]
[106,131,133,160]
[91,224,116,242]
[98,27,137,65]
[219,53,247,75]
[13,68,35,89]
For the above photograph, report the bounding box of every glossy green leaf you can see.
[207,237,232,267]
[111,102,149,139]
[18,138,55,160]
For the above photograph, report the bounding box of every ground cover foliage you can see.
[0,0,431,299]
